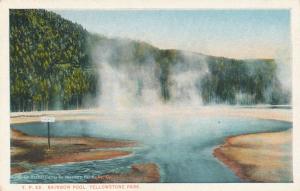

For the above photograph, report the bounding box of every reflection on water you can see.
[11,116,291,183]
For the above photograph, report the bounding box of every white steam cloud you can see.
[91,39,208,110]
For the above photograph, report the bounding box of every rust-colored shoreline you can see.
[213,129,293,182]
[88,163,160,183]
[11,128,137,175]
[11,128,161,183]
[213,145,250,181]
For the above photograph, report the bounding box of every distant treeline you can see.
[200,58,290,105]
[10,9,290,112]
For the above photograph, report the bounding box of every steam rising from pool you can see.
[90,38,291,110]
[92,41,209,109]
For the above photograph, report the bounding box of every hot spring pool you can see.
[11,116,292,183]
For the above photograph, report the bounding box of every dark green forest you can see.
[10,9,98,111]
[10,9,290,112]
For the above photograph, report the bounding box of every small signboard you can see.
[40,116,55,123]
[40,116,55,149]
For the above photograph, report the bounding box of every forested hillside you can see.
[10,9,98,111]
[10,9,290,112]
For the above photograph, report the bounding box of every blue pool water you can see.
[11,116,292,183]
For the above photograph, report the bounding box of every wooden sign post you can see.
[40,116,55,149]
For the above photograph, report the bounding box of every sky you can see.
[52,10,290,59]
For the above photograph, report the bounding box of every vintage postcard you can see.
[0,0,300,191]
